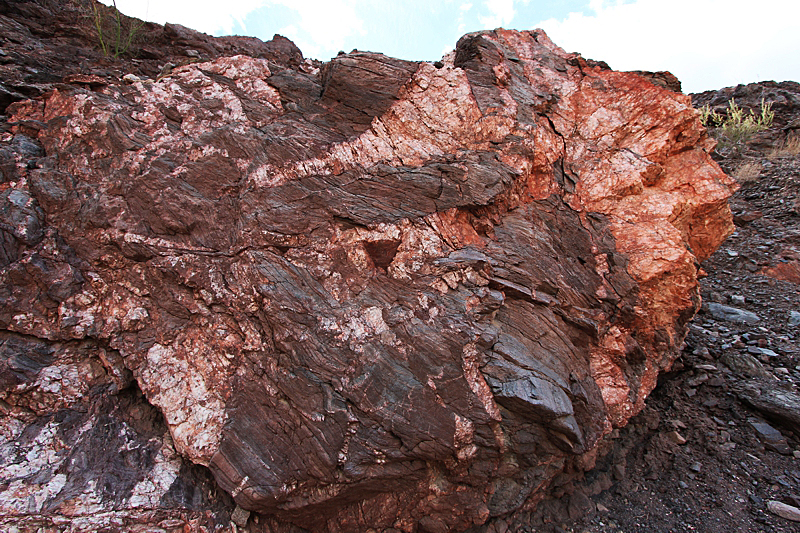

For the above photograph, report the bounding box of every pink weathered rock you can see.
[1,7,735,532]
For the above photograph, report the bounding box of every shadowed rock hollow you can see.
[0,7,736,532]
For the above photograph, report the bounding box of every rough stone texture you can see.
[0,3,738,532]
[630,71,682,93]
[0,333,234,532]
[748,418,793,455]
[734,379,800,435]
[0,0,307,115]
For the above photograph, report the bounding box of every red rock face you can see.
[2,23,734,533]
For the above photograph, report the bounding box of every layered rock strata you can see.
[1,12,735,533]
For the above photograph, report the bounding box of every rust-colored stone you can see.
[762,261,800,284]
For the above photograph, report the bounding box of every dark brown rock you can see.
[630,71,682,93]
[748,418,793,455]
[0,2,737,532]
[735,380,800,435]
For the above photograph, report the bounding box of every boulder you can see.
[0,12,736,533]
[706,302,760,324]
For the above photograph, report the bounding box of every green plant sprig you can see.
[700,98,774,154]
[91,0,145,59]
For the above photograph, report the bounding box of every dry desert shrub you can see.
[731,161,762,183]
[89,0,144,58]
[769,134,800,159]
[700,98,774,154]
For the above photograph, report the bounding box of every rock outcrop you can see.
[1,2,736,532]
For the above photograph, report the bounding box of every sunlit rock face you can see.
[3,23,734,532]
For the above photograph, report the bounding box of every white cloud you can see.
[102,0,267,35]
[479,0,516,28]
[536,0,800,93]
[457,1,473,33]
[102,0,364,60]
[265,0,365,59]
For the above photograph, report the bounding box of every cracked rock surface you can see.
[0,2,736,532]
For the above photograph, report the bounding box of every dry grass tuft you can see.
[731,161,762,183]
[769,134,800,159]
[700,98,774,154]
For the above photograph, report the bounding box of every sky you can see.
[102,0,799,94]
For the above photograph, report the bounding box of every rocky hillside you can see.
[2,2,796,533]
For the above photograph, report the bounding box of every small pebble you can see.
[667,430,687,445]
[693,346,711,358]
[748,347,778,357]
[696,364,717,371]
[231,505,250,527]
[687,373,708,387]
